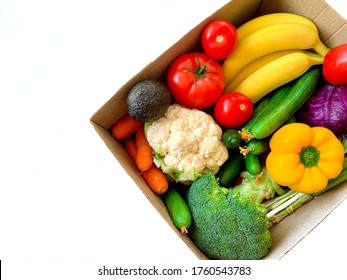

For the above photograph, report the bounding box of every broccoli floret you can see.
[186,173,272,260]
[227,191,272,259]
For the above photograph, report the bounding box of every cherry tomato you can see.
[167,52,225,109]
[214,92,253,128]
[323,43,347,85]
[201,20,238,60]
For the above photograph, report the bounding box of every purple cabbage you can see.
[298,84,347,138]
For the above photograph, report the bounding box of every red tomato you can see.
[214,92,253,128]
[167,52,225,109]
[323,43,347,85]
[201,20,238,60]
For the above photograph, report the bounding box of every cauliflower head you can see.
[146,103,228,184]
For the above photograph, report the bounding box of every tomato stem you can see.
[184,53,217,84]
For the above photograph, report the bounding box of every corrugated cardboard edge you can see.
[90,0,347,260]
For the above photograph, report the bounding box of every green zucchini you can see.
[222,129,242,149]
[216,151,243,187]
[163,187,192,234]
[249,67,321,139]
[244,152,263,175]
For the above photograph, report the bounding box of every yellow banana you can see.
[233,51,323,104]
[238,13,318,40]
[223,23,326,85]
[224,50,294,93]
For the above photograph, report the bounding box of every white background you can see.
[1,0,347,279]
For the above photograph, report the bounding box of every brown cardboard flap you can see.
[312,2,347,46]
[324,22,347,47]
[209,0,262,27]
[257,0,326,18]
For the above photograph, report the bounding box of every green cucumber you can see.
[243,82,293,132]
[246,138,269,155]
[253,92,271,113]
[216,151,243,187]
[163,187,192,234]
[244,152,262,175]
[249,67,321,139]
[222,129,242,149]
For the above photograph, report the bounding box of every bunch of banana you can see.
[223,13,330,103]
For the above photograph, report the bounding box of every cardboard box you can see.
[90,0,347,259]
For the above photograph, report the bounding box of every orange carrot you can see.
[124,137,137,164]
[142,165,169,194]
[111,115,143,140]
[135,126,153,171]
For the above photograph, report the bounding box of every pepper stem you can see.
[299,146,320,167]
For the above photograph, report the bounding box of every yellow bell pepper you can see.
[266,123,345,194]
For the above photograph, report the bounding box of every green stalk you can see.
[264,189,297,211]
[267,192,306,217]
[267,193,313,227]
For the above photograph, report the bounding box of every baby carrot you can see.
[124,128,167,194]
[111,115,143,140]
[142,165,169,194]
[135,126,153,172]
[124,137,137,164]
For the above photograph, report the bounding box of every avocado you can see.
[127,79,171,122]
